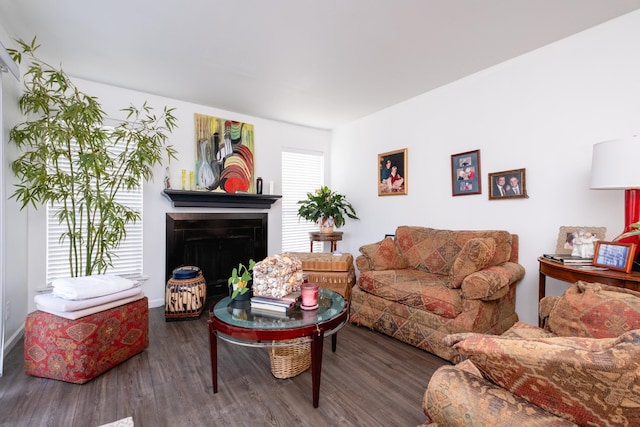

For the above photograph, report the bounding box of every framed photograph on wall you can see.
[378,148,408,196]
[451,150,481,196]
[593,241,637,273]
[555,226,607,254]
[488,168,527,199]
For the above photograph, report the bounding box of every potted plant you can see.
[228,259,256,300]
[297,186,358,233]
[7,37,177,277]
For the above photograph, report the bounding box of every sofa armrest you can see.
[355,254,374,272]
[460,262,525,301]
[423,364,574,427]
[356,237,409,272]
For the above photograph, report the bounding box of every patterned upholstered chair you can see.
[350,226,525,362]
[422,281,640,426]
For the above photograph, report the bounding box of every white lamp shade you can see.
[591,136,640,189]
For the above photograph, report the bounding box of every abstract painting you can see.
[194,113,255,193]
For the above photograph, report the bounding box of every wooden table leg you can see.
[331,333,337,352]
[310,330,325,408]
[209,326,218,393]
[538,272,547,327]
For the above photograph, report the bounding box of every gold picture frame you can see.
[488,168,526,199]
[378,148,408,196]
[555,226,607,254]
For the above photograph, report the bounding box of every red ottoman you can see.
[24,297,149,384]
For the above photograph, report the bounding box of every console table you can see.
[538,256,640,300]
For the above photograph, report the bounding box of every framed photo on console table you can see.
[593,241,637,273]
[555,226,607,254]
[488,168,526,200]
[378,148,408,196]
[451,149,481,196]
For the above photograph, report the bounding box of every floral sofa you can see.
[349,226,525,362]
[422,281,640,427]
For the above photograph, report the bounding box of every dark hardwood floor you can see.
[0,306,449,427]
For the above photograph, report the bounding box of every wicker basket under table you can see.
[269,338,311,379]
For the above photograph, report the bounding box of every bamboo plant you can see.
[8,37,178,277]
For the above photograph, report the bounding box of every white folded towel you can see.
[36,293,145,320]
[35,286,143,312]
[52,274,136,300]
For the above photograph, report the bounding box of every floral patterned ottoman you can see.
[24,297,149,384]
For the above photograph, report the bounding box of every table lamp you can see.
[590,135,640,243]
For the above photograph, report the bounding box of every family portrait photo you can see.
[451,149,481,196]
[378,148,408,196]
[489,168,527,200]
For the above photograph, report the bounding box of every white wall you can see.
[331,11,640,325]
[18,79,331,312]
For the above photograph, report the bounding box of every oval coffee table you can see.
[208,288,348,407]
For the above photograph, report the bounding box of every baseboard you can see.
[148,297,164,308]
[3,325,24,354]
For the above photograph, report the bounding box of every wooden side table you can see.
[309,231,343,252]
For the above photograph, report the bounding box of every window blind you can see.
[281,150,324,252]
[46,134,143,283]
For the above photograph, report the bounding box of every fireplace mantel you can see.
[162,189,281,209]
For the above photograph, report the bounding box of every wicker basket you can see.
[269,339,311,379]
[165,266,206,321]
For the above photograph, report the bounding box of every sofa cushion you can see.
[395,226,512,276]
[500,321,557,340]
[449,238,496,288]
[358,270,463,318]
[359,237,408,271]
[546,281,640,338]
[451,330,640,427]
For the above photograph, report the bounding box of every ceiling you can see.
[1,0,640,130]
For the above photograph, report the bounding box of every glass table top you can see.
[212,288,346,330]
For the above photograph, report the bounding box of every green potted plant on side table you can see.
[297,186,358,233]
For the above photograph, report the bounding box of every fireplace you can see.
[166,212,268,300]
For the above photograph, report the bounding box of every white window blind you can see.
[282,150,324,252]
[46,134,143,283]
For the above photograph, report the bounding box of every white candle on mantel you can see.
[269,181,274,195]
